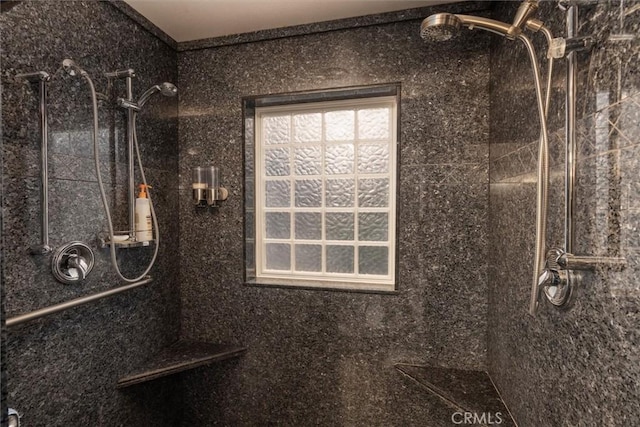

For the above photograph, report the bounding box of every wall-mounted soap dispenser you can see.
[192,166,228,207]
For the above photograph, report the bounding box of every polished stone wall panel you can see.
[1,1,180,425]
[178,9,491,424]
[489,1,640,426]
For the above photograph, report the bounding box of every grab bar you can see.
[16,71,52,255]
[6,277,152,327]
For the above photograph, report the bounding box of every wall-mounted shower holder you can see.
[51,241,95,285]
[548,35,594,58]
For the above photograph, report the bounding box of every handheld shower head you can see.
[62,59,87,77]
[159,82,178,97]
[420,13,462,42]
[420,13,515,41]
[137,82,178,108]
[420,0,541,42]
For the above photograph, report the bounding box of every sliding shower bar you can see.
[535,4,626,312]
[16,71,52,255]
[6,277,152,327]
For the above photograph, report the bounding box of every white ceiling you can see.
[123,0,455,42]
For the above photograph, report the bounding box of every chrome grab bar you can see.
[6,277,152,327]
[16,71,52,255]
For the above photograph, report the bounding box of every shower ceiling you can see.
[123,0,458,42]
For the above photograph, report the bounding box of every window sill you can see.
[245,278,399,295]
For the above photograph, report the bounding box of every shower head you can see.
[420,13,461,42]
[420,13,518,41]
[137,82,178,107]
[62,59,87,77]
[420,0,542,42]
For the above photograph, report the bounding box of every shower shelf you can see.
[395,364,516,426]
[98,238,155,249]
[117,341,247,388]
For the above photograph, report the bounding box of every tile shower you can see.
[0,1,638,426]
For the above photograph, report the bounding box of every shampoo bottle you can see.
[135,184,153,242]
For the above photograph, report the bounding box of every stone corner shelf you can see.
[117,341,247,389]
[395,363,516,427]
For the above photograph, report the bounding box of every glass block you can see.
[358,212,388,241]
[295,179,322,207]
[358,178,389,207]
[293,113,322,143]
[266,243,291,270]
[245,211,255,239]
[245,146,254,176]
[263,115,291,144]
[358,108,390,140]
[326,179,355,207]
[265,147,290,176]
[325,144,354,175]
[265,180,290,207]
[265,212,290,239]
[326,245,354,273]
[295,212,322,240]
[245,180,255,206]
[295,244,322,272]
[359,246,388,275]
[358,144,389,174]
[245,242,255,271]
[245,117,255,140]
[325,212,354,240]
[294,146,321,175]
[325,110,355,141]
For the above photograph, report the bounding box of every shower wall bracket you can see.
[16,70,52,255]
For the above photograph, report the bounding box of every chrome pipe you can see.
[6,277,153,327]
[565,5,578,254]
[518,34,550,317]
[126,75,136,239]
[17,71,52,254]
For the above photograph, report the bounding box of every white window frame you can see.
[254,96,397,292]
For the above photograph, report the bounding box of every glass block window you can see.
[248,90,398,292]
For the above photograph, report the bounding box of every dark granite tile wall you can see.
[1,1,180,425]
[489,1,640,426]
[177,4,491,424]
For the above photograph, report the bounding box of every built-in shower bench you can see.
[117,341,247,388]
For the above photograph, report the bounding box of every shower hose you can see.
[81,72,160,283]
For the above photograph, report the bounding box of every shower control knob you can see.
[51,241,95,285]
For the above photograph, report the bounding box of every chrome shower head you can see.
[420,13,462,42]
[159,82,178,97]
[137,82,178,107]
[62,59,87,77]
[420,13,516,41]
